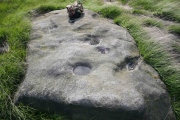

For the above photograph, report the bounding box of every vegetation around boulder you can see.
[0,0,179,119]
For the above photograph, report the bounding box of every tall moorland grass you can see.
[97,5,180,119]
[0,0,180,119]
[118,0,180,23]
[0,0,73,119]
[143,19,163,28]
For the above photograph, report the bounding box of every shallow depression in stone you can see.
[90,39,100,45]
[96,46,110,54]
[73,65,91,75]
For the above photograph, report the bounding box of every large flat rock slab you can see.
[14,9,175,120]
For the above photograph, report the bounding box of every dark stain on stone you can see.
[90,39,100,45]
[114,56,139,72]
[96,46,110,54]
[49,71,66,78]
[83,37,91,41]
[73,23,92,33]
[76,34,91,42]
[41,20,58,33]
[85,34,101,45]
[114,61,125,72]
[30,33,42,40]
[125,56,139,71]
[95,28,109,36]
[49,20,58,29]
[91,13,99,18]
[68,13,85,24]
[47,68,66,78]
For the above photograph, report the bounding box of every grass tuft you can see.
[36,5,64,14]
[174,44,180,53]
[129,0,156,11]
[154,11,180,23]
[172,43,180,59]
[0,1,68,119]
[143,19,163,28]
[168,25,180,36]
[114,14,180,119]
[117,0,129,5]
[132,9,145,15]
[97,5,122,19]
[0,29,7,45]
[126,0,180,23]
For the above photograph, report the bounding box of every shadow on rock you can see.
[69,13,85,24]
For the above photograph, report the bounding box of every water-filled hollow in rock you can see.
[127,62,136,71]
[73,65,91,75]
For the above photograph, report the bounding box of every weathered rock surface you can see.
[14,9,175,120]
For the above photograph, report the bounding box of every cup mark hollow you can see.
[126,62,136,71]
[96,46,110,54]
[73,63,91,76]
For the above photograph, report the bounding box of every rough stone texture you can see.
[14,9,176,120]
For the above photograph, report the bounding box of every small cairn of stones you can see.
[66,1,84,23]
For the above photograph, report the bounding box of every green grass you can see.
[129,0,156,11]
[132,9,145,15]
[0,28,7,45]
[112,7,180,119]
[154,10,180,23]
[117,0,129,5]
[118,0,180,23]
[0,0,72,119]
[173,44,180,54]
[168,25,180,36]
[35,5,64,14]
[119,0,180,23]
[153,1,180,23]
[143,19,163,28]
[172,43,180,55]
[97,5,122,19]
[0,0,180,120]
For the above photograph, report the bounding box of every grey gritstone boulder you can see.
[14,9,176,120]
